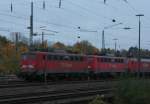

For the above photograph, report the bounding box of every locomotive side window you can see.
[59,55,63,60]
[97,58,100,62]
[88,57,94,61]
[115,59,118,63]
[46,54,84,61]
[75,56,79,61]
[101,58,104,62]
[43,55,46,60]
[79,56,83,61]
[120,59,124,63]
[100,58,111,62]
[74,56,83,61]
[70,56,74,61]
[108,58,111,62]
[114,58,124,63]
[63,55,70,61]
[47,55,54,60]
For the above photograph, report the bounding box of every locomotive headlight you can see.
[88,65,91,69]
[28,65,34,68]
[22,65,27,68]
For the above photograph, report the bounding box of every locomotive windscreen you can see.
[21,53,36,60]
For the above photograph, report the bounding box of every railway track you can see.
[0,79,117,88]
[0,76,116,104]
[0,87,114,104]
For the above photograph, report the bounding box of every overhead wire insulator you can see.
[59,0,61,8]
[10,2,13,12]
[104,0,106,4]
[123,0,128,3]
[43,1,45,10]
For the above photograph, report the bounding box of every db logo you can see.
[143,63,149,68]
[112,64,116,68]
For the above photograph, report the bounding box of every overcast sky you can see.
[0,0,150,50]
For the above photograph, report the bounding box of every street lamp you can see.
[136,14,144,78]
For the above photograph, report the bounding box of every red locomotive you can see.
[87,55,127,78]
[128,58,150,74]
[19,51,150,80]
[20,52,89,80]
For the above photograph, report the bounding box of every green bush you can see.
[89,95,107,104]
[114,78,150,104]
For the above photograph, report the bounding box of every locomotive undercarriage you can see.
[18,69,133,81]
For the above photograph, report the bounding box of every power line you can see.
[65,0,114,21]
[117,0,150,25]
[0,18,27,27]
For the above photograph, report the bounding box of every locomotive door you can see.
[36,53,46,74]
[87,56,96,73]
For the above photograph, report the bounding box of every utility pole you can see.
[29,1,33,51]
[113,38,118,54]
[15,32,19,54]
[42,32,44,48]
[102,23,122,53]
[102,30,105,51]
[136,14,144,78]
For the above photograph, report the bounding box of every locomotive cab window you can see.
[21,53,36,60]
[21,54,27,60]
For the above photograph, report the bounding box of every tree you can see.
[128,47,138,57]
[52,42,66,49]
[0,35,28,74]
[89,95,107,104]
[73,40,99,54]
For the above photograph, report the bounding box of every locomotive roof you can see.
[88,55,126,59]
[23,51,86,56]
[129,58,150,62]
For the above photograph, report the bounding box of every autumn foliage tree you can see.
[0,35,28,75]
[52,42,66,49]
[73,40,99,54]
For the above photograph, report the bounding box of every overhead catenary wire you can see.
[118,0,150,26]
[65,0,115,21]
[0,0,150,50]
[0,2,77,31]
[15,0,80,31]
[3,0,122,31]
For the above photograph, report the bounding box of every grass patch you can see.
[114,78,150,104]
